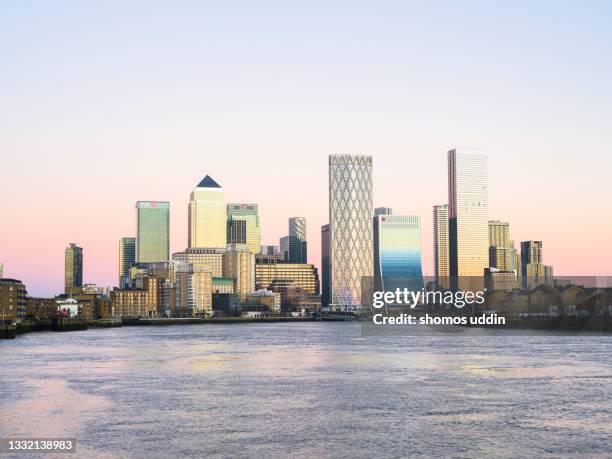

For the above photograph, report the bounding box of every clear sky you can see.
[1,1,611,296]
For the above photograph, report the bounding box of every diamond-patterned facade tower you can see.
[329,155,373,307]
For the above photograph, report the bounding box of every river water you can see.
[1,323,611,458]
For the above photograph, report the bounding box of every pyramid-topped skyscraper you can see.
[188,175,226,248]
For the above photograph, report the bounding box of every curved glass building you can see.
[373,214,423,292]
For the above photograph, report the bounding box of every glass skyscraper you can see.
[328,154,373,308]
[448,149,488,290]
[188,175,226,249]
[288,217,307,263]
[433,204,450,289]
[321,224,330,307]
[118,237,136,288]
[227,203,260,254]
[136,201,170,263]
[373,213,423,292]
[64,243,83,293]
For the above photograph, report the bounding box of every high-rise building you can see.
[227,203,260,254]
[260,245,280,256]
[255,256,319,295]
[172,248,224,278]
[65,243,83,294]
[0,262,3,278]
[279,236,289,261]
[175,263,213,317]
[433,204,449,289]
[321,224,330,307]
[373,213,423,292]
[488,221,519,279]
[118,237,136,288]
[136,201,170,263]
[0,278,27,324]
[188,176,226,249]
[521,241,553,289]
[329,154,373,307]
[288,217,307,263]
[223,246,255,297]
[448,149,488,290]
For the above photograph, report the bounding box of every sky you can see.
[1,1,611,297]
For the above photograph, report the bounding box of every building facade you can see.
[373,213,423,292]
[188,175,226,249]
[118,237,136,288]
[288,217,307,263]
[0,278,27,323]
[175,263,213,317]
[521,241,553,289]
[65,243,83,294]
[433,204,450,289]
[111,276,163,318]
[321,224,330,307]
[227,203,260,254]
[223,246,255,297]
[448,149,488,289]
[328,154,373,307]
[136,201,170,263]
[172,248,224,278]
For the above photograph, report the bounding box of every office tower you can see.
[329,154,373,307]
[488,221,519,280]
[521,241,553,289]
[136,201,170,263]
[433,204,450,289]
[65,243,83,294]
[0,278,27,324]
[260,245,280,256]
[279,236,289,261]
[188,175,226,249]
[374,207,393,216]
[175,264,213,317]
[227,203,260,254]
[172,248,224,277]
[448,149,488,289]
[373,213,423,292]
[223,247,255,296]
[288,217,307,263]
[118,237,136,288]
[321,224,330,307]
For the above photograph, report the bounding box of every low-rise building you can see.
[0,278,27,324]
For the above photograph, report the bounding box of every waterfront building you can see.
[521,241,553,289]
[448,149,488,290]
[0,278,27,324]
[328,154,373,308]
[227,203,260,254]
[26,297,57,320]
[212,277,235,294]
[433,204,450,289]
[485,268,518,291]
[288,217,307,263]
[255,255,319,298]
[223,246,255,297]
[188,175,226,249]
[118,237,136,288]
[175,263,213,317]
[243,290,281,313]
[373,212,423,292]
[110,276,163,318]
[321,224,330,307]
[488,220,519,287]
[65,243,83,294]
[136,201,170,263]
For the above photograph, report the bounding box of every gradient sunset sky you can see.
[2,1,611,296]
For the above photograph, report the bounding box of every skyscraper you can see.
[373,212,423,292]
[433,204,449,289]
[118,237,136,288]
[329,154,373,307]
[448,149,488,289]
[279,236,289,261]
[521,240,553,289]
[374,207,393,216]
[136,201,170,263]
[65,243,83,293]
[227,203,260,254]
[223,245,255,297]
[321,224,330,307]
[188,175,226,249]
[288,217,307,263]
[488,221,518,273]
